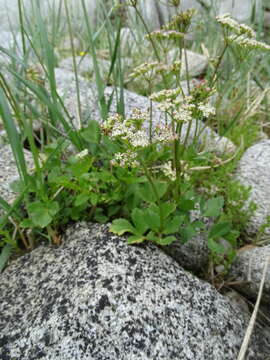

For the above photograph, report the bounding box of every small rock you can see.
[59,56,111,78]
[168,49,209,78]
[229,245,270,303]
[224,290,250,320]
[236,140,270,235]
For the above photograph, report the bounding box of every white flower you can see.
[172,108,193,123]
[198,103,216,118]
[228,35,270,51]
[216,14,256,38]
[111,151,139,167]
[239,23,256,38]
[129,62,166,80]
[146,29,184,41]
[152,124,176,143]
[216,14,240,32]
[130,130,149,147]
[150,88,181,102]
[157,101,175,112]
[161,162,176,181]
[110,122,128,138]
[106,112,149,149]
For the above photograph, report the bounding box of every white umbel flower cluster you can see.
[150,88,195,123]
[228,35,270,51]
[152,124,177,143]
[129,62,167,80]
[150,88,181,102]
[198,103,216,118]
[110,120,149,148]
[160,161,190,181]
[111,151,139,167]
[217,14,270,52]
[171,108,193,123]
[216,14,256,38]
[146,29,184,41]
[161,162,177,181]
[104,110,149,149]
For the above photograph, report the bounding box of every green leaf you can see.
[131,208,149,235]
[209,222,231,239]
[74,193,89,206]
[146,231,160,243]
[81,120,101,144]
[154,181,168,199]
[178,198,196,211]
[20,219,34,228]
[69,157,92,177]
[148,203,159,214]
[160,202,176,219]
[208,238,225,254]
[108,205,120,217]
[127,235,145,244]
[203,197,224,217]
[164,215,184,234]
[90,193,99,206]
[223,229,239,246]
[110,219,136,235]
[181,223,197,243]
[48,201,59,214]
[9,179,25,194]
[192,220,205,230]
[137,181,168,203]
[94,214,109,223]
[27,201,59,228]
[138,183,156,203]
[103,136,120,154]
[158,236,176,245]
[144,209,161,231]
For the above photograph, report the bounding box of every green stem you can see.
[182,39,191,94]
[209,42,228,87]
[131,4,169,88]
[140,161,164,232]
[171,116,182,200]
[18,0,27,116]
[173,137,181,200]
[149,99,153,143]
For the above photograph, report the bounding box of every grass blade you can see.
[0,244,13,272]
[81,0,108,121]
[0,88,29,183]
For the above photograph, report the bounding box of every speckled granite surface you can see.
[1,222,269,360]
[230,244,270,302]
[236,140,270,236]
[0,144,33,205]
